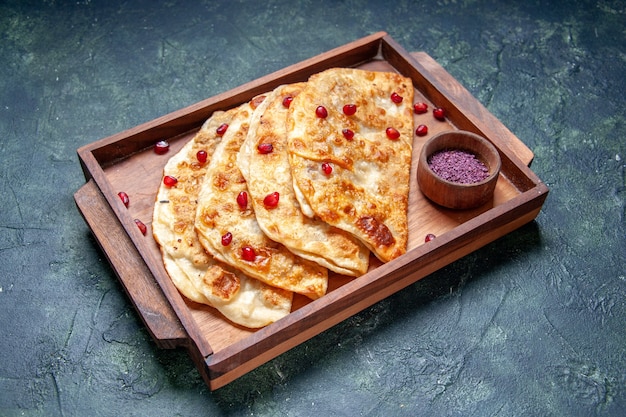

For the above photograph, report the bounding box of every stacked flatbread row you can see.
[153,68,414,328]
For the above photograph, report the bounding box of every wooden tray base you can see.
[74,33,547,390]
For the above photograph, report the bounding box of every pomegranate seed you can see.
[163,175,178,187]
[221,232,233,246]
[257,143,274,154]
[263,192,280,208]
[433,107,446,121]
[154,140,169,155]
[134,219,147,235]
[386,127,400,140]
[321,162,333,175]
[413,102,428,114]
[282,96,293,108]
[117,191,129,208]
[415,124,428,136]
[425,233,436,243]
[241,246,256,262]
[196,150,208,164]
[391,92,403,104]
[343,104,357,116]
[237,191,248,208]
[342,128,355,141]
[216,123,229,136]
[315,105,328,118]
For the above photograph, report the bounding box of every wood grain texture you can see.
[75,32,548,390]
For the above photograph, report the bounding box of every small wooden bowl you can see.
[417,130,501,209]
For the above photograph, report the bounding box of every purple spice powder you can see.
[428,149,489,184]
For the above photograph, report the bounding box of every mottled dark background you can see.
[1,0,624,416]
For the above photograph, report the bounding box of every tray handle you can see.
[74,180,188,348]
[408,52,534,167]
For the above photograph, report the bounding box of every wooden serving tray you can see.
[74,32,547,390]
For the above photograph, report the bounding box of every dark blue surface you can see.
[1,1,624,415]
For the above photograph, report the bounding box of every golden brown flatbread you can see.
[287,68,414,262]
[194,98,329,299]
[152,105,292,328]
[238,83,370,276]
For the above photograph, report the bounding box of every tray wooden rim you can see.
[75,32,548,390]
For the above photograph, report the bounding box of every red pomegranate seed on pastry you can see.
[343,104,357,116]
[315,105,328,118]
[263,192,280,208]
[322,162,333,175]
[216,123,229,136]
[413,102,428,114]
[154,140,169,155]
[237,191,248,208]
[241,246,256,261]
[282,96,293,108]
[196,150,207,163]
[221,232,233,246]
[257,143,274,154]
[391,92,403,103]
[134,219,147,235]
[163,175,178,187]
[386,127,400,140]
[342,128,355,141]
[117,192,129,207]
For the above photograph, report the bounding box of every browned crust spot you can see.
[204,265,240,301]
[356,216,395,247]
